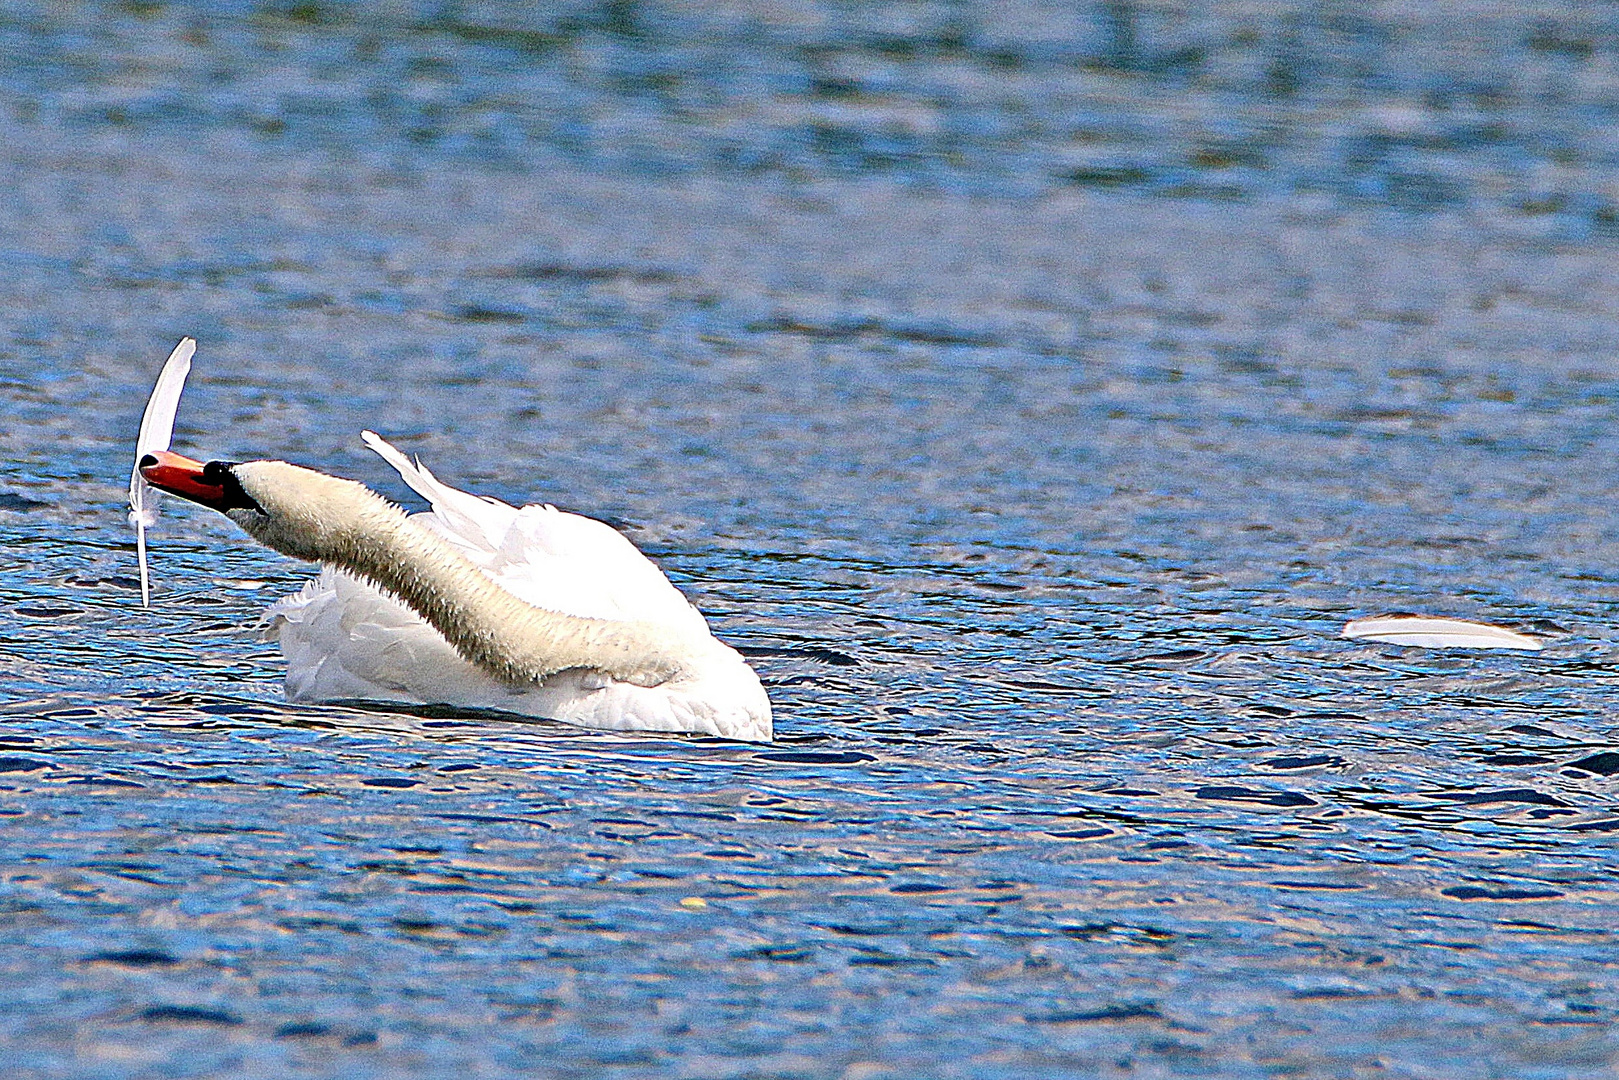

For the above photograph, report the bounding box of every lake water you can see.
[2,2,1618,1076]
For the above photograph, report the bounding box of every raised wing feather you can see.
[360,429,515,552]
[361,430,704,630]
[1342,615,1542,651]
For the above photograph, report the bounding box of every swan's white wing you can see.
[361,429,704,630]
[360,429,515,551]
[1342,615,1542,651]
[128,337,196,606]
[488,504,707,629]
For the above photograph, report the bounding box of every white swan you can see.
[139,433,772,742]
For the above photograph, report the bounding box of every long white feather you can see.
[1342,614,1542,651]
[128,337,196,607]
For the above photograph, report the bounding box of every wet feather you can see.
[1341,614,1541,651]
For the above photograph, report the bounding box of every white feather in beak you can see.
[128,337,196,607]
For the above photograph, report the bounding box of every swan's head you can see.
[139,450,262,514]
[139,451,395,563]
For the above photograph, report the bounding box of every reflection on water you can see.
[3,2,1619,1076]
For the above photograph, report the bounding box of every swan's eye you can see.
[202,460,264,514]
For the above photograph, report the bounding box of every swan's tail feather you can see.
[360,430,516,549]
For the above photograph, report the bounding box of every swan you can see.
[138,433,773,742]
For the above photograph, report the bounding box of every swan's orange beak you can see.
[140,451,227,508]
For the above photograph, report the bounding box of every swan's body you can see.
[140,435,772,742]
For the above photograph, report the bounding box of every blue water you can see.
[2,3,1619,1076]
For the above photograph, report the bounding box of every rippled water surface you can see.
[3,3,1619,1077]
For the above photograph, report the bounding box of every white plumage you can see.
[253,432,772,741]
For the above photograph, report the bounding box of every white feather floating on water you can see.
[1341,614,1542,651]
[128,337,196,607]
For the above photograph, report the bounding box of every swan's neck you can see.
[227,461,686,685]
